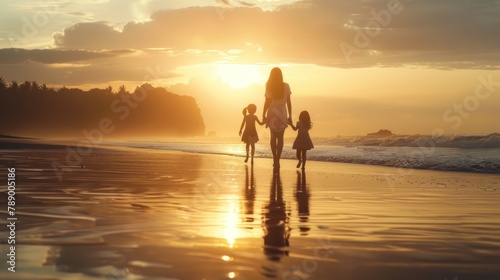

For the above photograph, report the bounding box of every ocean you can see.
[110,133,500,174]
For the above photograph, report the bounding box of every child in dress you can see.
[290,111,314,169]
[239,104,264,164]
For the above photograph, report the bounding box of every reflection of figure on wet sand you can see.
[295,170,310,236]
[242,165,256,224]
[43,246,128,278]
[262,174,290,262]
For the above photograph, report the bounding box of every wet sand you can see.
[1,145,500,280]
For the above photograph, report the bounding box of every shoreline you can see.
[2,136,500,176]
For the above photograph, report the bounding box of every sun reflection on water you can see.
[224,199,240,248]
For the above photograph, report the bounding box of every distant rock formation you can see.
[367,129,393,137]
[0,82,205,137]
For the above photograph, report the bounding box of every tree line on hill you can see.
[0,77,205,137]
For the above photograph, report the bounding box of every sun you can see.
[215,63,264,89]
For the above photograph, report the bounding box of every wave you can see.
[316,133,500,149]
[117,138,500,175]
[306,148,500,174]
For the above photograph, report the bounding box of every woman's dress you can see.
[265,83,292,133]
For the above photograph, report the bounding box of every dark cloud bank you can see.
[1,0,500,70]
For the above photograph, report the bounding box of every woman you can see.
[262,67,292,169]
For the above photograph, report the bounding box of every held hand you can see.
[288,117,293,125]
[239,131,242,136]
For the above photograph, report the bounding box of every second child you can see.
[290,111,314,169]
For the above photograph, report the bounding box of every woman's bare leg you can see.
[276,130,284,161]
[270,131,277,165]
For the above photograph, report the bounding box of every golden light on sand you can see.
[216,63,264,89]
[221,255,233,261]
[224,199,240,248]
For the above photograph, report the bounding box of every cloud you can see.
[215,0,257,7]
[0,47,223,88]
[2,0,500,89]
[0,48,126,64]
[53,21,122,50]
[47,0,500,69]
[0,48,162,87]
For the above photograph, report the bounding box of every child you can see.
[239,104,264,164]
[290,111,314,169]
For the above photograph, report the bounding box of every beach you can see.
[1,141,500,280]
[1,1,499,279]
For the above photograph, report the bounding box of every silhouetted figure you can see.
[262,174,290,262]
[290,111,314,170]
[262,67,293,171]
[242,165,256,224]
[295,170,310,236]
[43,245,127,277]
[239,104,264,164]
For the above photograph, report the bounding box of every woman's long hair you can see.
[266,67,284,99]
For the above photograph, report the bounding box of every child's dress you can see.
[292,121,314,150]
[241,115,259,144]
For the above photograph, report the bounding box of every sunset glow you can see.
[224,199,240,248]
[0,0,498,136]
[216,63,265,89]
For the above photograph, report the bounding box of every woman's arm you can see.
[286,93,292,123]
[262,97,271,122]
[256,116,265,126]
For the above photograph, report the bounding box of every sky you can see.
[0,0,499,137]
